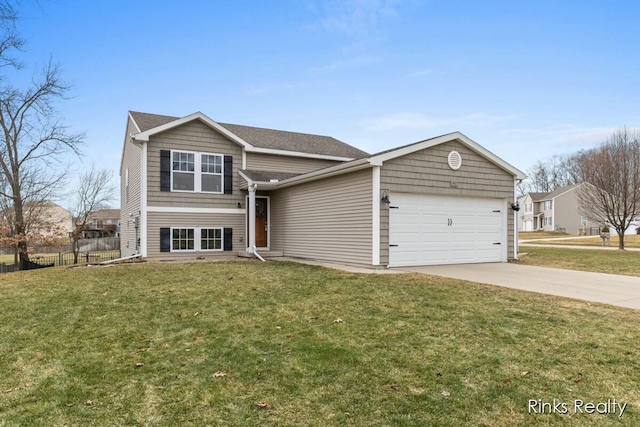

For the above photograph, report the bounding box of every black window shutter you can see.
[160,150,171,191]
[160,228,171,252]
[223,228,232,251]
[224,156,233,194]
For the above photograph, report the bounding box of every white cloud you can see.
[365,111,517,131]
[502,125,624,149]
[318,0,403,39]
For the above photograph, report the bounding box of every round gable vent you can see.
[448,150,462,170]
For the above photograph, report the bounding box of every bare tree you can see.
[573,128,640,249]
[524,154,578,193]
[0,3,84,267]
[69,166,116,263]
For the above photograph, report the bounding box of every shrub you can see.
[601,225,610,233]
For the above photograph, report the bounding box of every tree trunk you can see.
[618,229,625,250]
[73,235,79,264]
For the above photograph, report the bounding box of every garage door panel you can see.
[389,193,505,267]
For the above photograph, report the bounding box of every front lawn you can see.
[525,235,640,248]
[519,231,570,240]
[517,246,640,277]
[1,261,639,426]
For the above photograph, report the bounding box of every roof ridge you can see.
[219,122,337,140]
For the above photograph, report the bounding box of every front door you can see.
[254,197,268,248]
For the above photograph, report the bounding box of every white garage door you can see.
[389,193,506,267]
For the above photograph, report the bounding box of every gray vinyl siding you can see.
[379,140,516,264]
[146,212,245,258]
[246,152,341,174]
[146,120,245,209]
[553,189,589,234]
[120,117,142,257]
[270,168,372,265]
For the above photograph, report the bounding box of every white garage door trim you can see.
[389,193,507,267]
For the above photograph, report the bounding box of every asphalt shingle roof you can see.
[128,111,369,159]
[241,170,303,182]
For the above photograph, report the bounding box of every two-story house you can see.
[520,184,598,234]
[76,209,120,238]
[120,111,525,267]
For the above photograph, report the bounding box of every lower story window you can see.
[201,228,222,251]
[544,217,553,226]
[169,227,224,252]
[172,228,195,251]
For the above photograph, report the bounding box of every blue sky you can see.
[13,0,640,196]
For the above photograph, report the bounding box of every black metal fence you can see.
[0,250,121,274]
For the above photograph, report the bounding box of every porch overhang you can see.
[238,170,302,190]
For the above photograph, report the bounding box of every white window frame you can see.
[580,216,588,226]
[525,202,532,212]
[171,227,196,252]
[200,227,223,251]
[544,200,552,210]
[170,226,224,252]
[544,216,553,226]
[200,153,224,194]
[170,149,224,194]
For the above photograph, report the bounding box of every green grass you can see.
[517,246,640,277]
[519,231,570,239]
[526,234,640,248]
[1,261,639,426]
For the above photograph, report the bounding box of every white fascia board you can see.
[147,206,246,214]
[129,112,142,133]
[132,111,252,149]
[275,158,372,189]
[245,146,355,162]
[371,132,526,180]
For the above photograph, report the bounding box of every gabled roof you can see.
[219,122,369,159]
[540,183,582,200]
[130,111,178,132]
[529,192,549,202]
[128,111,368,161]
[239,131,526,190]
[369,131,526,179]
[88,209,120,220]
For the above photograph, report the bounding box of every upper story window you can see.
[544,200,552,210]
[171,150,223,193]
[525,202,532,212]
[201,154,223,192]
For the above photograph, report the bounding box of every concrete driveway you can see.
[396,263,640,310]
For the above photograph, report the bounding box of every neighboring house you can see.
[1,200,73,238]
[76,209,120,238]
[120,111,525,267]
[520,184,598,234]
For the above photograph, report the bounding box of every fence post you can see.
[85,252,89,263]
